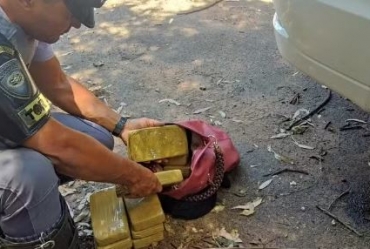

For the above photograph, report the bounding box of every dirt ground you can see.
[55,0,370,248]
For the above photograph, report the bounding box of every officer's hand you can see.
[124,162,163,198]
[120,118,164,145]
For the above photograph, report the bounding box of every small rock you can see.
[93,61,104,67]
[331,220,336,226]
[200,86,207,91]
[290,181,297,186]
[301,207,306,211]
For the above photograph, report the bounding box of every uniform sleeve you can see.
[32,41,55,62]
[0,35,51,147]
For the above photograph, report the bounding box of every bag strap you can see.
[183,138,225,202]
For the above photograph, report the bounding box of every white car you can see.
[273,0,370,112]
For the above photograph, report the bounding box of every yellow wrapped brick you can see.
[90,188,131,247]
[163,166,191,178]
[155,170,184,187]
[116,170,184,197]
[131,223,164,239]
[163,155,188,166]
[127,125,188,163]
[124,194,165,232]
[97,238,132,249]
[133,232,164,249]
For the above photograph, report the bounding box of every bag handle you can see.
[183,137,225,202]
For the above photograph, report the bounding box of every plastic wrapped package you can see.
[97,238,132,249]
[90,187,131,247]
[127,125,188,163]
[133,232,164,249]
[163,166,191,178]
[155,170,184,187]
[131,223,164,239]
[116,170,184,198]
[124,195,165,231]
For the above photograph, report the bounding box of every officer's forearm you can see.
[54,76,121,133]
[23,118,140,185]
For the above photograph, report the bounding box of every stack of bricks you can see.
[90,125,191,248]
[124,195,165,248]
[90,187,133,249]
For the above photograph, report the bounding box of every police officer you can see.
[0,0,163,248]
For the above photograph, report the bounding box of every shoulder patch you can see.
[0,58,32,99]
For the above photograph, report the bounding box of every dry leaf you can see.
[292,108,309,120]
[232,197,262,210]
[193,106,212,114]
[290,181,297,186]
[346,119,367,124]
[67,181,75,187]
[77,198,88,210]
[213,228,243,244]
[292,137,315,150]
[77,222,90,228]
[164,223,175,235]
[294,142,315,150]
[59,187,76,197]
[115,102,127,114]
[212,204,225,213]
[159,98,181,106]
[219,111,226,118]
[271,132,292,139]
[231,118,243,123]
[241,209,255,216]
[74,210,90,223]
[258,179,273,190]
[267,145,295,164]
[82,229,93,236]
[292,125,309,134]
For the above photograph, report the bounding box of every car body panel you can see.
[273,0,370,111]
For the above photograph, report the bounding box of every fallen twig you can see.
[346,119,367,124]
[263,168,309,177]
[316,205,363,237]
[324,121,332,130]
[177,0,224,15]
[309,155,324,162]
[328,188,350,211]
[340,125,364,131]
[287,90,332,130]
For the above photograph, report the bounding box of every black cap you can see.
[64,0,106,28]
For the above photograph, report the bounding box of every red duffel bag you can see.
[159,119,240,219]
